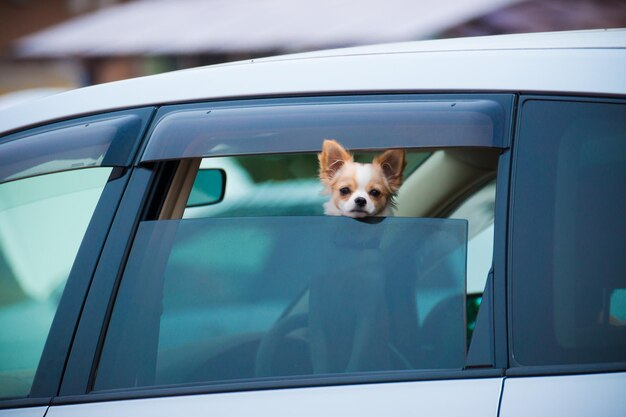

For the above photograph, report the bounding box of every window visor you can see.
[141,97,510,163]
[0,108,153,184]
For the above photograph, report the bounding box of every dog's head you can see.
[318,139,406,218]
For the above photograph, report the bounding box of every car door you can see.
[49,94,513,416]
[0,109,154,416]
[500,97,626,416]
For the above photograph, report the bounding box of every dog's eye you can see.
[369,189,381,197]
[339,187,351,195]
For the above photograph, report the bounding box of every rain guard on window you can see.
[95,216,467,390]
[140,98,507,162]
[0,111,149,184]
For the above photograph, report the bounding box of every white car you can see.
[1,29,625,417]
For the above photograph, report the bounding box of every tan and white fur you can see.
[318,139,406,218]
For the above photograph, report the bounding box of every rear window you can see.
[510,99,626,367]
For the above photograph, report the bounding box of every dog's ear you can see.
[318,139,352,182]
[373,149,406,191]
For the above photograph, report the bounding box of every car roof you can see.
[1,29,625,136]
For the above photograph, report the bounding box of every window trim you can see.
[0,398,51,411]
[58,167,161,397]
[55,368,504,406]
[494,143,514,371]
[506,362,626,377]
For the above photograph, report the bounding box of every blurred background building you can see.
[1,0,625,107]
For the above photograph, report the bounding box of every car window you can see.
[95,147,499,391]
[511,99,626,367]
[0,167,112,399]
[0,108,152,400]
[94,96,508,392]
[95,214,467,390]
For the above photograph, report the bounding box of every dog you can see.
[318,139,406,218]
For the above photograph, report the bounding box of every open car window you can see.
[95,95,509,392]
[94,145,500,391]
[183,151,431,219]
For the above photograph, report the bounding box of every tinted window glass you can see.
[0,167,112,398]
[511,99,626,366]
[95,216,467,390]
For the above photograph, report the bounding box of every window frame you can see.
[57,93,515,403]
[506,95,626,378]
[0,108,155,409]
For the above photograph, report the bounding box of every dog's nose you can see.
[354,197,367,207]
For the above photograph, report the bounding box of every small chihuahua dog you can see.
[318,139,406,218]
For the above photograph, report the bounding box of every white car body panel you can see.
[0,407,47,417]
[1,29,625,136]
[47,378,503,417]
[500,372,626,417]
